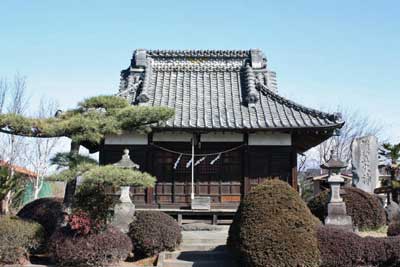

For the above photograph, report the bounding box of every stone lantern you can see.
[321,150,353,231]
[111,148,139,233]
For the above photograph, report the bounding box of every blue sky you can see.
[0,0,399,142]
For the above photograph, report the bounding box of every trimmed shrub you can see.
[361,236,387,266]
[49,226,132,267]
[0,216,45,264]
[308,187,386,230]
[383,236,400,266]
[73,183,115,227]
[388,220,400,236]
[227,179,321,267]
[317,226,400,267]
[317,226,364,267]
[17,197,65,236]
[128,211,182,259]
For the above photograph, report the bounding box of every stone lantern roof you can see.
[112,149,139,169]
[320,150,347,171]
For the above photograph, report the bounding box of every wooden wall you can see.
[100,142,295,208]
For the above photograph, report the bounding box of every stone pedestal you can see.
[111,186,135,233]
[325,202,353,231]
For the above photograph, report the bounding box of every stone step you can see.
[179,243,226,251]
[165,250,232,261]
[162,259,234,267]
[182,238,226,244]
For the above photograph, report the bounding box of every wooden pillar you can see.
[291,146,298,191]
[146,133,154,205]
[243,133,250,195]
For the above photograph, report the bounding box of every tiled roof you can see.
[118,49,343,130]
[0,160,37,177]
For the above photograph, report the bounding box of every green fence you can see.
[22,181,65,205]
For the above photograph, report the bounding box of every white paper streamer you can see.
[195,156,206,166]
[173,154,182,169]
[186,158,193,168]
[210,153,221,165]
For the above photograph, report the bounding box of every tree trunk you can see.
[33,176,44,200]
[4,191,12,215]
[0,200,4,215]
[63,141,80,211]
[70,141,80,158]
[2,167,15,215]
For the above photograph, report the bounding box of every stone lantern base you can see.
[324,202,353,232]
[111,186,135,233]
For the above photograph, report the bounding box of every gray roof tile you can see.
[118,49,343,130]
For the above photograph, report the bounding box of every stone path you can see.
[158,226,236,267]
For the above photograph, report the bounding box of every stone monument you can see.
[322,150,353,231]
[111,149,139,233]
[352,135,379,193]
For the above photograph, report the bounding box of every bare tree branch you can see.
[24,97,60,200]
[304,106,384,170]
[0,74,29,213]
[0,78,8,115]
[7,73,29,115]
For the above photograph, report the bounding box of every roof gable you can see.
[118,49,343,131]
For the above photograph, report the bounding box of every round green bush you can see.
[17,197,65,236]
[227,179,321,267]
[49,226,132,267]
[308,187,386,230]
[128,211,182,259]
[0,216,45,264]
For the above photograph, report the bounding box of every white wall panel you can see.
[248,132,291,146]
[105,132,148,145]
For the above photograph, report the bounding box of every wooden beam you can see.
[291,146,298,191]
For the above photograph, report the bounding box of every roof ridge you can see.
[256,82,343,123]
[146,49,251,58]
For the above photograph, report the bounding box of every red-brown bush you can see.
[49,226,132,267]
[317,226,363,267]
[317,226,400,267]
[68,210,99,236]
[387,220,400,237]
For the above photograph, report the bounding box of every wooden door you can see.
[247,146,292,192]
[151,142,243,207]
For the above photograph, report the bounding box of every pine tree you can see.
[0,95,174,208]
[383,143,400,203]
